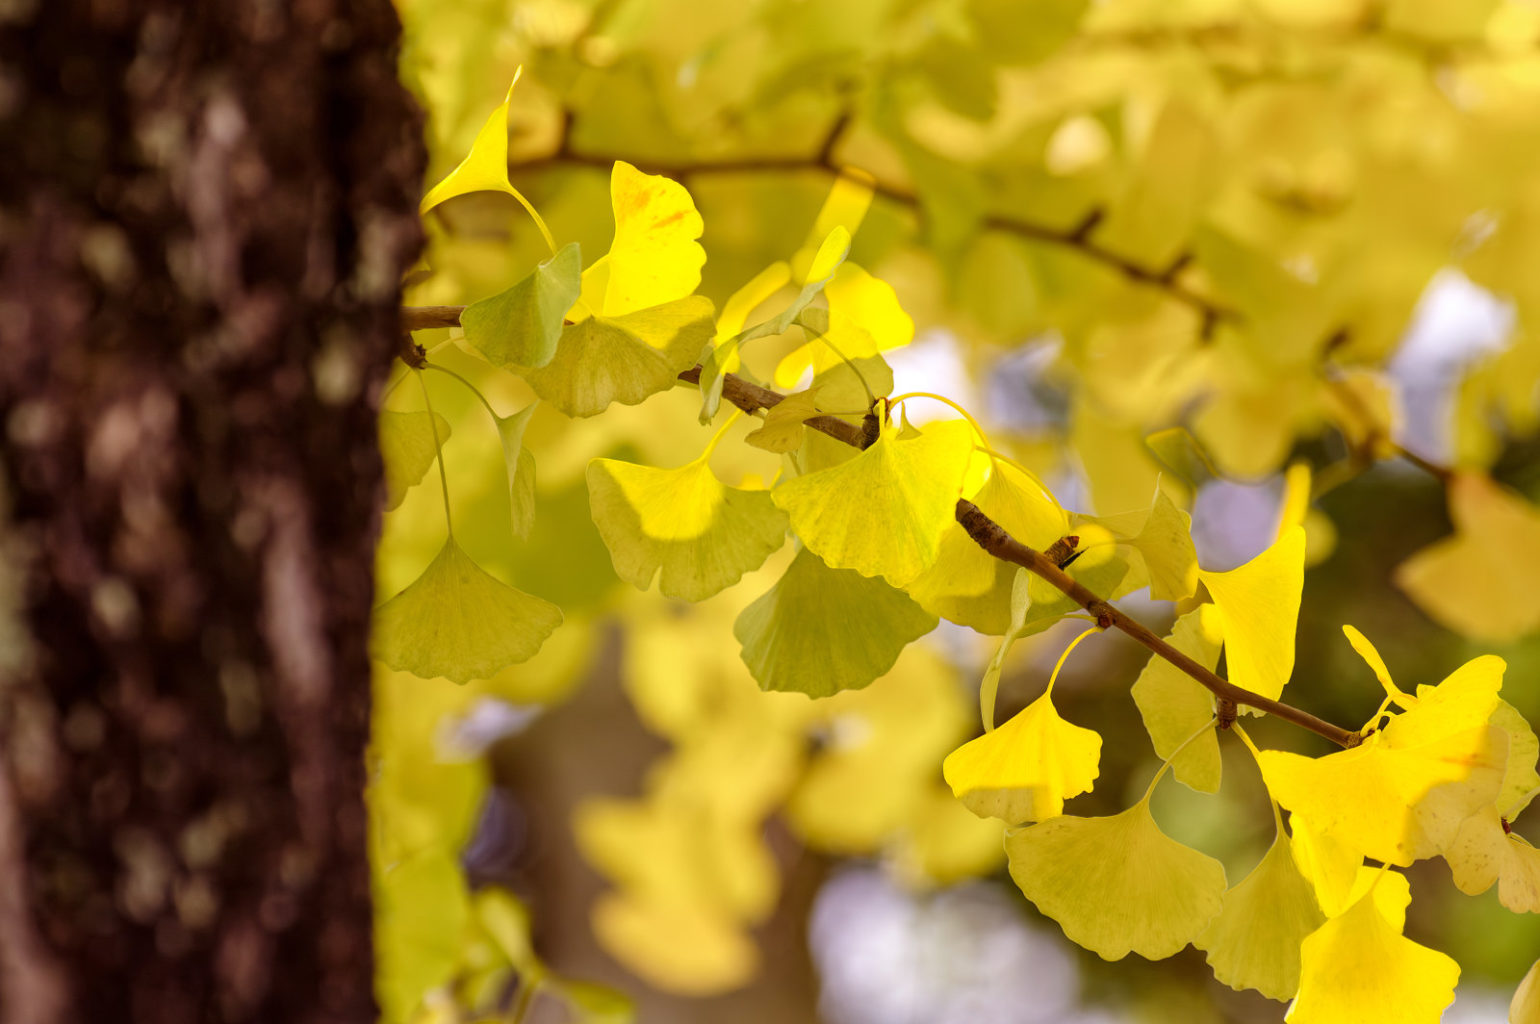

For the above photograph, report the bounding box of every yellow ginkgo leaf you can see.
[1288,813,1363,916]
[1127,486,1200,602]
[420,72,536,217]
[586,454,787,602]
[1286,888,1459,1024]
[943,691,1102,824]
[744,387,822,454]
[890,785,1007,887]
[712,262,792,374]
[1443,805,1540,912]
[591,892,757,996]
[1194,830,1325,1000]
[1341,624,1403,704]
[1395,473,1540,643]
[1492,699,1540,816]
[908,461,1068,634]
[775,263,914,387]
[574,798,778,921]
[1131,605,1224,793]
[790,170,875,283]
[772,417,974,586]
[697,228,851,420]
[1199,525,1306,705]
[577,162,706,319]
[380,409,452,512]
[1005,800,1227,961]
[1258,655,1508,865]
[518,295,715,418]
[733,545,938,697]
[1513,958,1540,1024]
[372,538,562,683]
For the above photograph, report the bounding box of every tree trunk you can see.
[0,2,422,1021]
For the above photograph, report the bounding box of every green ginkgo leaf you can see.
[586,456,787,602]
[373,538,561,683]
[518,295,716,417]
[461,243,582,370]
[380,409,452,511]
[1194,830,1325,1000]
[772,417,974,587]
[1006,799,1227,961]
[495,402,539,541]
[734,545,938,697]
[1131,605,1223,793]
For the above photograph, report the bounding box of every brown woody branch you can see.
[509,116,1235,324]
[401,304,1362,748]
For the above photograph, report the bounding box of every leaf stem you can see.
[1045,626,1101,699]
[800,320,876,406]
[973,446,1064,514]
[700,408,745,460]
[1142,716,1218,805]
[425,362,502,426]
[415,369,454,539]
[891,391,991,446]
[1232,722,1285,835]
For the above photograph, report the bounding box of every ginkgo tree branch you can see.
[510,117,1235,325]
[399,306,1363,749]
[685,363,1362,748]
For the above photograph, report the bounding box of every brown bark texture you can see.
[0,1,422,1021]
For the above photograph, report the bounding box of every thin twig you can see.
[509,116,1235,323]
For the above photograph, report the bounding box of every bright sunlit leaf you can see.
[1289,812,1363,917]
[372,539,562,683]
[775,263,914,387]
[772,417,974,586]
[578,161,706,319]
[1005,800,1226,961]
[1199,525,1306,705]
[587,455,787,601]
[943,691,1101,823]
[1286,887,1459,1024]
[420,72,531,215]
[1258,655,1508,865]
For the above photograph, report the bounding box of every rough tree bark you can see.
[0,2,422,1021]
